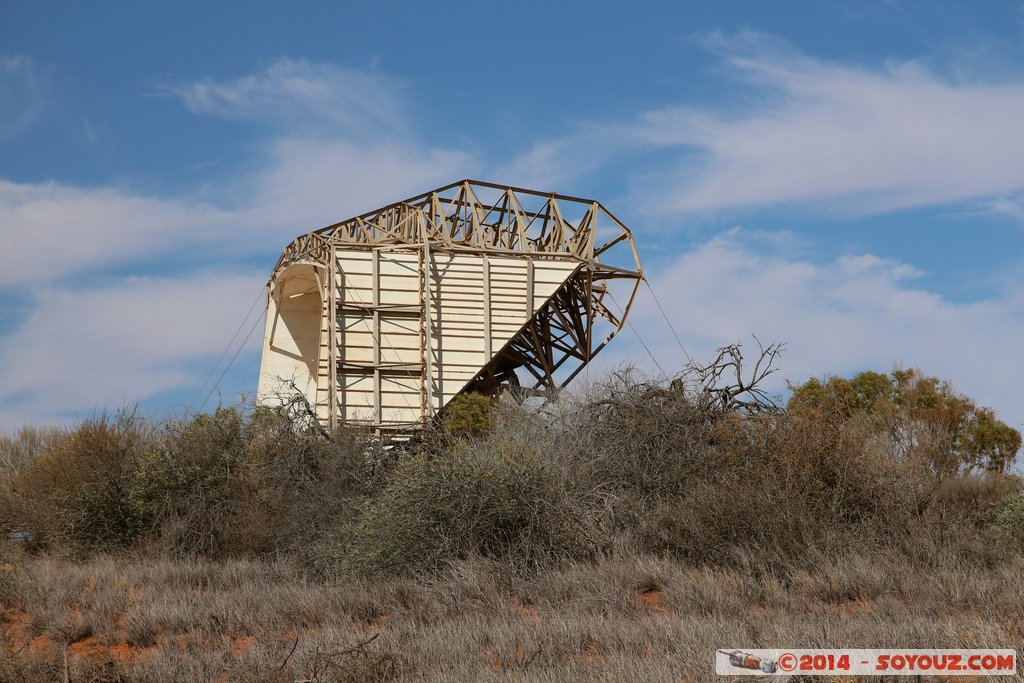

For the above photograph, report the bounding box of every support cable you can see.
[608,290,667,378]
[197,307,266,414]
[643,277,693,364]
[189,289,264,413]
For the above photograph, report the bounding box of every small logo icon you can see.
[720,649,779,674]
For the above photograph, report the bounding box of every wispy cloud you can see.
[507,33,1024,219]
[0,54,51,141]
[607,230,1024,428]
[0,271,264,429]
[645,34,1024,214]
[494,122,628,192]
[158,58,409,138]
[0,180,230,288]
[0,140,474,291]
[245,137,476,230]
[982,192,1024,221]
[0,57,476,290]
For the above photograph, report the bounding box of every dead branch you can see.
[264,375,331,439]
[679,337,785,415]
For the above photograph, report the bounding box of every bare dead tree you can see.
[264,375,331,439]
[583,337,786,430]
[675,337,785,415]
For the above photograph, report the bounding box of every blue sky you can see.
[2,1,1023,432]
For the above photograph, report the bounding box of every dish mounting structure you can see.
[257,179,643,433]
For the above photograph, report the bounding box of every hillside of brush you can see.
[0,359,1022,682]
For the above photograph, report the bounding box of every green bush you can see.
[789,369,1022,475]
[338,440,591,574]
[1,412,151,551]
[442,392,495,437]
[130,407,248,556]
[996,492,1024,553]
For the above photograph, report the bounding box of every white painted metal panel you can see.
[325,248,578,428]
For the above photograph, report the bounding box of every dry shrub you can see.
[0,354,1018,580]
[627,405,1010,570]
[331,361,1021,576]
[223,414,388,563]
[128,407,246,556]
[137,407,387,561]
[472,367,1019,574]
[0,426,62,484]
[930,472,1019,513]
[0,657,65,683]
[573,369,718,496]
[338,439,594,575]
[0,406,389,562]
[0,412,150,551]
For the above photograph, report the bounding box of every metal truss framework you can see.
[264,179,643,431]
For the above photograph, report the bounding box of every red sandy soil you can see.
[4,606,160,665]
[836,597,874,617]
[230,635,258,656]
[633,587,670,619]
[2,600,399,668]
[483,591,668,670]
[3,589,671,672]
[3,609,53,655]
[69,635,159,665]
[508,599,542,624]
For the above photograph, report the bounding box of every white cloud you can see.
[647,36,1024,214]
[0,272,264,429]
[605,231,1024,429]
[981,193,1024,221]
[241,137,476,231]
[159,58,408,138]
[0,54,51,140]
[506,34,1024,218]
[0,180,231,288]
[0,59,478,429]
[0,139,475,292]
[493,125,627,192]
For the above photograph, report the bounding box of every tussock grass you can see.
[0,551,1021,681]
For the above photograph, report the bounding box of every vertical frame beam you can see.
[328,246,338,431]
[525,259,535,317]
[417,246,427,422]
[372,248,381,430]
[482,254,492,360]
[420,215,436,421]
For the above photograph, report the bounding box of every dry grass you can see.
[0,551,1021,682]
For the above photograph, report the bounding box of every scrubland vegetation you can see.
[0,354,1021,681]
